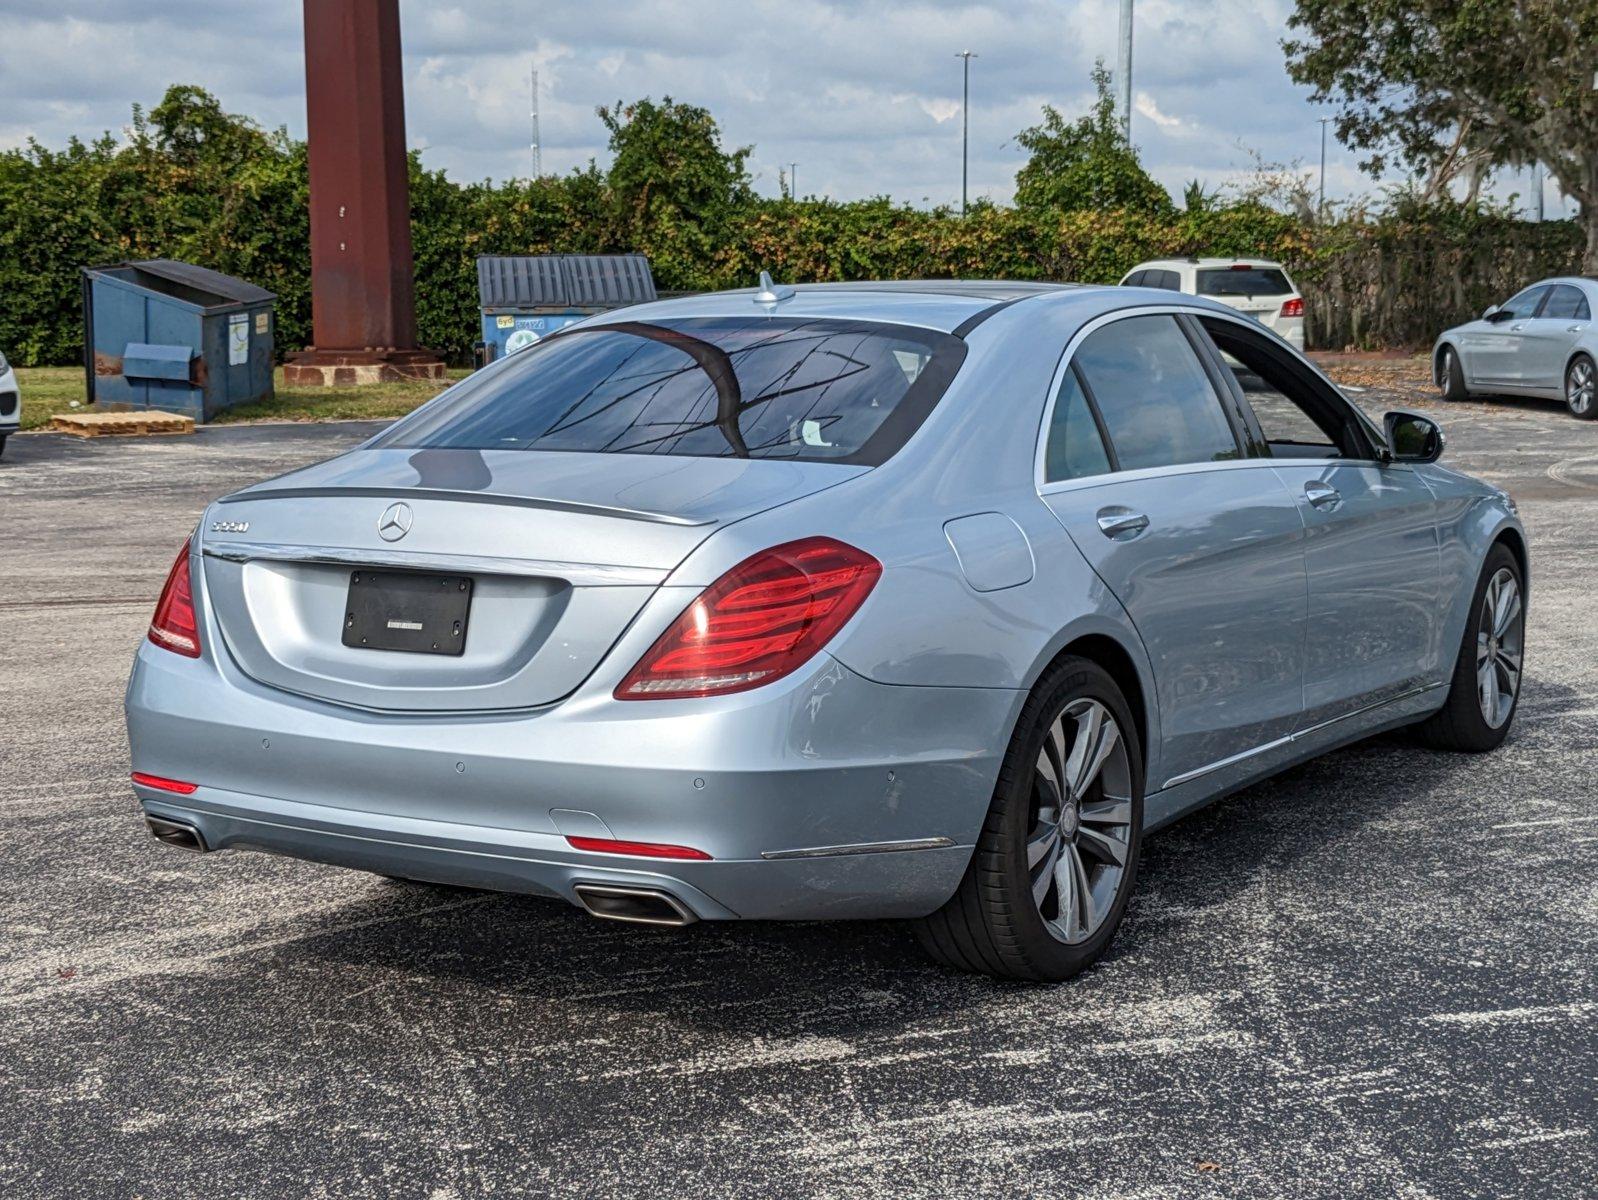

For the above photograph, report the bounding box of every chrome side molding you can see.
[760,836,956,861]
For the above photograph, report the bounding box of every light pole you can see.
[790,162,798,199]
[956,50,977,215]
[1117,0,1134,141]
[1318,117,1330,219]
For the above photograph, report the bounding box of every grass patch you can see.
[12,365,470,431]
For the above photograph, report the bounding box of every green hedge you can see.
[0,91,1585,366]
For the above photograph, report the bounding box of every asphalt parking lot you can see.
[2,391,1595,1199]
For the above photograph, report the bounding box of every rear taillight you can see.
[616,536,882,700]
[148,538,201,658]
[1280,297,1304,318]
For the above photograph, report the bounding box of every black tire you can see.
[1438,346,1468,402]
[1414,544,1524,752]
[914,657,1144,982]
[1565,353,1597,420]
[0,434,7,459]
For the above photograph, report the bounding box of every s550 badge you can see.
[210,520,249,534]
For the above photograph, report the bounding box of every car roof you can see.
[586,279,1081,334]
[1129,257,1289,271]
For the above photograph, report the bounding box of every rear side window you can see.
[1197,267,1293,298]
[374,317,964,465]
[1044,368,1113,482]
[1071,316,1240,471]
[1154,270,1182,291]
[1124,270,1146,287]
[1542,285,1590,321]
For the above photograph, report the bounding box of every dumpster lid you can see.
[87,259,275,310]
[476,254,656,310]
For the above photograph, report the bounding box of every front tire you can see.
[1438,346,1468,402]
[1565,354,1597,419]
[1414,544,1525,752]
[915,657,1144,982]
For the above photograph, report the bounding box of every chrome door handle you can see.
[1304,481,1342,510]
[1510,323,1527,332]
[1096,508,1150,538]
[1569,325,1588,333]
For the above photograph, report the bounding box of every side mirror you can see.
[1482,303,1501,321]
[1385,411,1444,463]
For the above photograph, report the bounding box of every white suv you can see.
[1118,257,1305,349]
[0,349,19,457]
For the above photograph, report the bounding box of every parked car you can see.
[1434,277,1598,419]
[0,348,19,456]
[127,280,1526,982]
[1118,256,1305,349]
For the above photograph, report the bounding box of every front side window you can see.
[1497,286,1549,321]
[1044,367,1113,482]
[374,317,964,465]
[1541,285,1590,321]
[1196,266,1293,298]
[1071,316,1240,471]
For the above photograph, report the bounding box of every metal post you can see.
[790,162,798,198]
[285,0,443,385]
[956,51,977,214]
[1533,163,1544,221]
[530,63,542,179]
[1318,117,1330,219]
[1117,0,1134,141]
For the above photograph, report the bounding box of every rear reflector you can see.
[1280,297,1304,318]
[565,836,712,861]
[616,536,882,699]
[148,538,201,658]
[131,771,199,795]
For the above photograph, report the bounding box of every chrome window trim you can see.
[1033,304,1392,493]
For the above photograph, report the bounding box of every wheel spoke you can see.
[1079,799,1131,827]
[1066,705,1119,799]
[1077,823,1127,866]
[1027,820,1059,869]
[1494,588,1521,639]
[1067,843,1096,933]
[1480,659,1500,720]
[1054,849,1079,938]
[1032,834,1062,907]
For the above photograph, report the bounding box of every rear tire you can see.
[914,657,1144,982]
[1414,544,1524,752]
[0,434,7,458]
[1565,354,1597,419]
[1438,346,1468,402]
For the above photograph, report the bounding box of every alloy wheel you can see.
[1477,568,1524,729]
[1567,359,1595,415]
[1027,698,1133,945]
[1440,350,1454,395]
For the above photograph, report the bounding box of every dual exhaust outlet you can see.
[143,818,697,928]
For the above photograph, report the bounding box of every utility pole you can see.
[1318,117,1330,219]
[1533,163,1544,221]
[529,62,542,179]
[790,162,798,198]
[956,50,977,215]
[1117,0,1134,141]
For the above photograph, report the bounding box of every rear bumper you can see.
[126,641,1020,920]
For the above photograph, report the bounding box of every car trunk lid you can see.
[200,448,862,712]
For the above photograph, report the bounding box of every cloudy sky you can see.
[0,0,1566,215]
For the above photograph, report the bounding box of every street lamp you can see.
[1318,117,1331,219]
[956,51,977,215]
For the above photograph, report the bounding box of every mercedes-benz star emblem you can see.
[377,502,414,542]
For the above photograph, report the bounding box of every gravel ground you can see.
[1,389,1594,1199]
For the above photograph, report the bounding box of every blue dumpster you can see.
[80,259,276,422]
[476,254,656,361]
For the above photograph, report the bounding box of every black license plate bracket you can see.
[342,570,473,656]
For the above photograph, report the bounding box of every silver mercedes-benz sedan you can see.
[127,279,1527,981]
[1435,275,1598,418]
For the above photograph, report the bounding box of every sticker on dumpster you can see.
[254,312,269,335]
[505,329,544,354]
[496,315,516,329]
[228,313,249,365]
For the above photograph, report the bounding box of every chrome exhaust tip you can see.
[573,883,697,928]
[145,815,208,853]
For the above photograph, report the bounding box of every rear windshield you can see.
[1196,267,1294,298]
[374,317,966,465]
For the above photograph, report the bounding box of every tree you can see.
[1284,1,1598,267]
[597,96,752,282]
[1014,62,1172,216]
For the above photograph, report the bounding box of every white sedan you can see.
[0,349,19,457]
[1434,276,1598,420]
[1118,257,1305,348]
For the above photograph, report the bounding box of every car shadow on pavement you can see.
[278,675,1567,1039]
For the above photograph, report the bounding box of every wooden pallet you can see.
[50,410,196,438]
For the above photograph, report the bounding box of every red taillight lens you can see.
[148,538,201,658]
[616,536,882,700]
[131,771,198,795]
[1280,297,1304,318]
[565,836,712,861]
